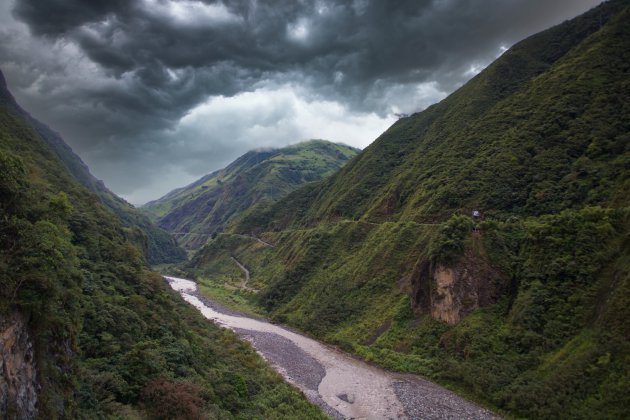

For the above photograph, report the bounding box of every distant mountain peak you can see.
[0,69,20,109]
[142,139,360,249]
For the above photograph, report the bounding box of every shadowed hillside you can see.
[0,73,186,265]
[0,71,324,418]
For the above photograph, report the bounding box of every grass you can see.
[197,278,265,318]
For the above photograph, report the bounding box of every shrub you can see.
[141,378,204,420]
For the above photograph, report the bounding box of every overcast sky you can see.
[0,0,602,205]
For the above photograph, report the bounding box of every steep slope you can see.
[188,2,630,418]
[0,72,324,418]
[236,0,629,232]
[0,73,185,264]
[143,140,359,249]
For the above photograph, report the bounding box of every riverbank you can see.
[165,275,501,420]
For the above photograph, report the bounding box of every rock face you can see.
[431,266,461,325]
[410,250,506,325]
[0,312,38,419]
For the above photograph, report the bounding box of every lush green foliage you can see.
[235,0,630,232]
[143,140,359,249]
[191,208,630,419]
[188,3,630,418]
[428,214,472,265]
[0,77,185,265]
[0,85,324,418]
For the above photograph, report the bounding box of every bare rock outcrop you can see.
[406,250,507,325]
[1,312,38,419]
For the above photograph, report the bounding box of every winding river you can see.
[165,276,499,420]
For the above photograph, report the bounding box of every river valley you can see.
[165,275,500,420]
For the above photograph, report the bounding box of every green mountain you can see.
[187,2,630,418]
[0,71,323,418]
[0,78,185,265]
[143,140,359,249]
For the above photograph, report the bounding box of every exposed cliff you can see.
[0,312,37,419]
[407,248,507,325]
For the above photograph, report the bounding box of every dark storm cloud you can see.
[1,0,602,203]
[12,0,132,36]
[12,0,603,111]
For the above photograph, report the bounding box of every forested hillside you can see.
[0,71,323,418]
[143,140,358,249]
[236,1,629,232]
[187,1,630,418]
[0,76,185,265]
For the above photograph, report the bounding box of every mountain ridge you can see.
[0,72,186,264]
[143,139,359,249]
[233,0,629,232]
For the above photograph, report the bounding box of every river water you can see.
[165,275,500,420]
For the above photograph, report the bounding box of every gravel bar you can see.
[235,329,344,420]
[393,375,500,420]
[166,276,502,420]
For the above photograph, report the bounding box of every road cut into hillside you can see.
[165,275,500,420]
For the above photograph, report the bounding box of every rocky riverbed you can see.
[165,276,500,420]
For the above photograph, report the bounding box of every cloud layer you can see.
[0,0,602,203]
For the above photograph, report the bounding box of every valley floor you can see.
[165,275,501,420]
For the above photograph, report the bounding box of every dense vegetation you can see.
[0,82,185,265]
[187,2,630,418]
[0,73,324,418]
[142,140,359,249]
[235,0,630,232]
